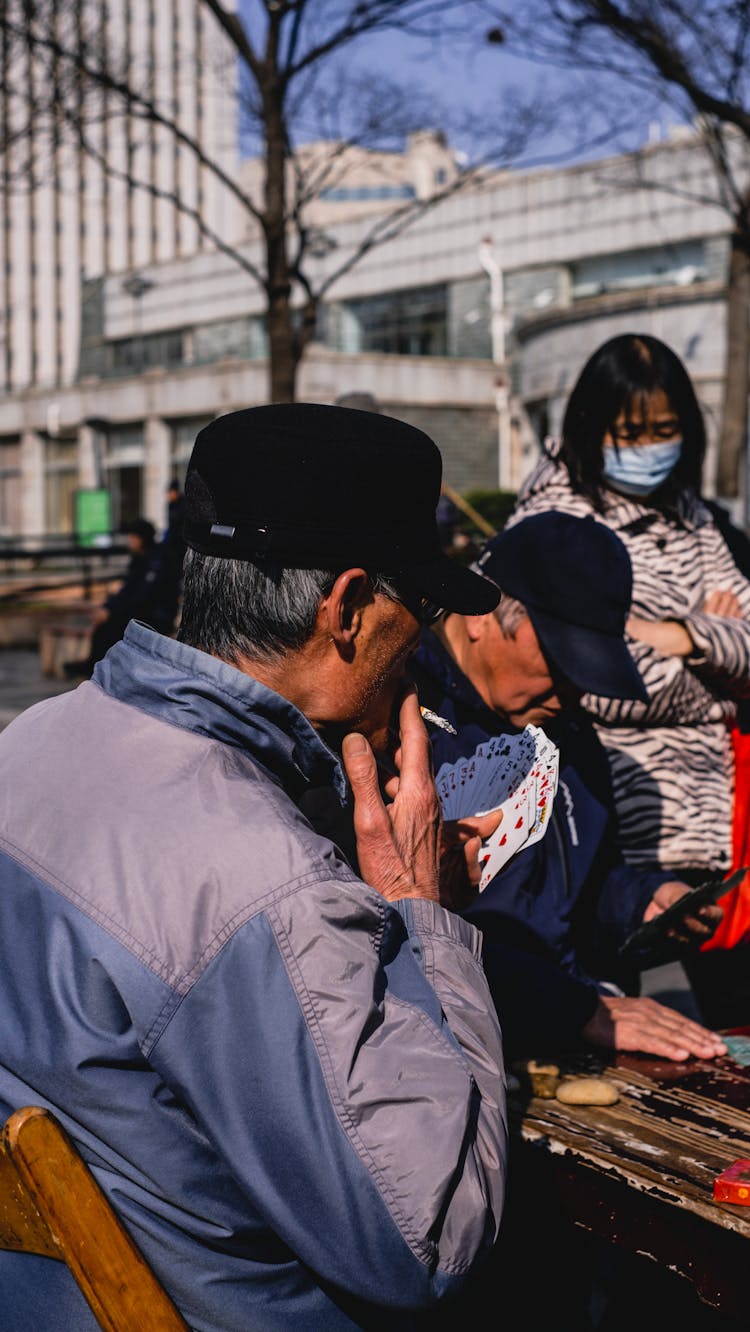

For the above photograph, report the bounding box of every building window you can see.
[329,285,448,357]
[110,330,184,377]
[571,240,707,300]
[0,438,21,536]
[319,184,416,203]
[169,416,213,489]
[192,318,267,364]
[102,425,144,529]
[44,435,78,536]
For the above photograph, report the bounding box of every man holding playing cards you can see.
[412,511,726,1063]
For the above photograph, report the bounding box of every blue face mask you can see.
[602,439,682,498]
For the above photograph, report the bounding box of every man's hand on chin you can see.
[342,686,502,909]
[342,686,441,902]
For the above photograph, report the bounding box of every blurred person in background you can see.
[65,517,181,677]
[163,477,187,571]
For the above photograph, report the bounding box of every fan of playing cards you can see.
[435,726,560,891]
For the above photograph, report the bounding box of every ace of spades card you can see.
[435,725,560,891]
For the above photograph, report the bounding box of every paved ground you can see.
[0,646,77,731]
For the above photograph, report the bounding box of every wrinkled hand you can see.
[704,588,743,618]
[342,687,440,902]
[582,994,726,1061]
[438,810,503,912]
[643,880,723,947]
[626,615,693,657]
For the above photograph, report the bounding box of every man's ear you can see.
[464,612,494,644]
[323,569,372,647]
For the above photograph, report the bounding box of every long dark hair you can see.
[559,333,706,510]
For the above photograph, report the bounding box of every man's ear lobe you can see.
[325,569,371,644]
[464,612,491,643]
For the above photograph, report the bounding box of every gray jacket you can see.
[0,621,506,1330]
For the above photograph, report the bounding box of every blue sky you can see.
[236,4,682,169]
[348,22,685,167]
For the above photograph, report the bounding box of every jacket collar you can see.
[93,621,347,802]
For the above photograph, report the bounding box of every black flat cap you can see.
[184,403,500,616]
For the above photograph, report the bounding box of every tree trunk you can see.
[267,284,298,402]
[717,208,750,500]
[261,50,298,403]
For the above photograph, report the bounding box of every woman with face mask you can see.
[509,332,750,1026]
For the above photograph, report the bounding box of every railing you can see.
[0,536,129,602]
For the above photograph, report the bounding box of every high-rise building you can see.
[0,0,238,394]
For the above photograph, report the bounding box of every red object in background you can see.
[713,1160,750,1205]
[701,728,750,951]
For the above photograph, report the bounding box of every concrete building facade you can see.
[0,0,237,398]
[0,108,745,539]
[237,130,458,232]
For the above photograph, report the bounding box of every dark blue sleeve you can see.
[465,830,587,980]
[475,926,598,1056]
[593,862,673,957]
[557,715,673,965]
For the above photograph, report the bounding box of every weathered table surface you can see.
[508,1032,750,1319]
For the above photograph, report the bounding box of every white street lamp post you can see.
[478,236,513,491]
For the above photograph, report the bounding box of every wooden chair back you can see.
[0,1105,188,1331]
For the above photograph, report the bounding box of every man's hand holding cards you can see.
[435,725,560,891]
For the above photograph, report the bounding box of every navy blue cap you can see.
[475,512,647,702]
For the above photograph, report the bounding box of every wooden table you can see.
[508,1034,750,1322]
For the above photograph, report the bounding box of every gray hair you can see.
[493,593,528,637]
[178,548,398,664]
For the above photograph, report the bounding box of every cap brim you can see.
[528,607,648,703]
[394,554,501,616]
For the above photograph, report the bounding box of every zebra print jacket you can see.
[510,446,750,876]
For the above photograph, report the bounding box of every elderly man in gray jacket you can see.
[0,404,506,1331]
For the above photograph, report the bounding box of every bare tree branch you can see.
[0,0,553,401]
[56,102,267,288]
[568,1,750,136]
[0,10,266,223]
[311,167,484,299]
[500,0,750,495]
[201,0,262,74]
